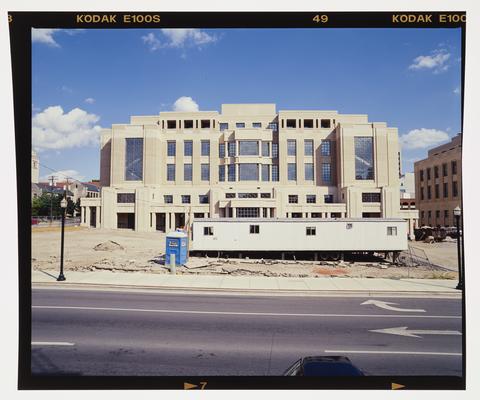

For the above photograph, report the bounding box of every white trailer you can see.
[190,218,408,260]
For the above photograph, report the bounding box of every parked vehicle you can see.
[283,356,364,376]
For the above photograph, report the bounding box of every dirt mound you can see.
[313,267,348,276]
[93,240,124,251]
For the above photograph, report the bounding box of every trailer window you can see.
[387,226,397,236]
[346,223,353,229]
[203,227,214,236]
[250,225,260,234]
[306,227,316,236]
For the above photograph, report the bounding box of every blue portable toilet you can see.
[165,229,189,266]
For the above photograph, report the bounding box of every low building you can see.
[414,135,462,227]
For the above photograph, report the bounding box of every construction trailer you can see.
[190,218,408,261]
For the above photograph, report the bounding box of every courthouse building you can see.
[80,103,417,234]
[414,135,462,227]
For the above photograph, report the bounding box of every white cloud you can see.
[142,29,217,51]
[399,128,450,150]
[31,28,60,47]
[61,85,73,93]
[84,97,95,104]
[43,170,86,182]
[32,106,102,150]
[453,86,460,95]
[172,96,199,112]
[408,48,451,73]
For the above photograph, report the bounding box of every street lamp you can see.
[453,206,463,290]
[57,192,68,282]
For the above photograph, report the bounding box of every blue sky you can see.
[32,28,462,182]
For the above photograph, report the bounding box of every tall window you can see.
[219,165,225,181]
[305,163,314,181]
[219,122,229,131]
[451,161,458,175]
[201,140,210,156]
[262,142,270,157]
[228,141,236,157]
[453,181,458,197]
[443,182,449,198]
[304,140,313,156]
[427,186,431,199]
[321,140,331,156]
[354,137,374,180]
[287,140,296,156]
[219,143,225,158]
[427,168,431,180]
[272,143,279,158]
[272,164,279,181]
[434,166,439,179]
[288,163,296,181]
[184,140,193,156]
[167,141,176,157]
[228,164,236,181]
[420,188,424,200]
[435,184,440,198]
[239,141,259,156]
[420,170,424,181]
[167,164,175,181]
[239,164,258,181]
[201,164,210,181]
[184,164,192,181]
[261,164,270,181]
[442,163,448,177]
[125,138,143,181]
[322,163,331,183]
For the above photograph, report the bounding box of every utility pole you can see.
[48,175,56,224]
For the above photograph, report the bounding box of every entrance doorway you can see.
[174,213,185,229]
[89,207,96,227]
[156,213,166,232]
[117,213,135,229]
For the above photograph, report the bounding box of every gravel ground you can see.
[31,227,457,280]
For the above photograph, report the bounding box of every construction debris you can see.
[93,241,124,251]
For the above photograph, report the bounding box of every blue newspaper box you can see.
[165,230,188,266]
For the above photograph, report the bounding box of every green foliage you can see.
[31,192,64,217]
[66,198,76,217]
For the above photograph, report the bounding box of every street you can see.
[31,288,462,376]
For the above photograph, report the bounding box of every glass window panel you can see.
[322,163,331,183]
[287,140,296,156]
[167,164,175,181]
[354,137,374,180]
[184,140,193,156]
[228,142,236,157]
[219,123,229,131]
[219,143,225,158]
[288,163,296,181]
[239,141,259,156]
[305,163,314,181]
[321,140,331,156]
[261,164,269,181]
[125,138,143,181]
[167,141,176,157]
[219,165,225,181]
[228,164,236,181]
[184,164,192,181]
[304,140,313,156]
[239,163,258,181]
[236,122,245,128]
[201,164,210,181]
[272,143,279,158]
[201,140,210,156]
[262,142,270,157]
[272,164,279,181]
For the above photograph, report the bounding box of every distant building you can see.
[31,151,41,198]
[399,172,417,214]
[414,135,462,227]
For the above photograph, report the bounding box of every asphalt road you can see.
[31,288,463,376]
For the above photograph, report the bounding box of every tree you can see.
[66,198,76,217]
[31,192,63,217]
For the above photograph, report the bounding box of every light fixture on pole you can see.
[453,206,462,290]
[57,192,68,282]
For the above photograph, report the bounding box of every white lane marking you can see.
[32,305,461,319]
[370,326,462,338]
[325,350,462,356]
[361,300,425,313]
[32,342,75,346]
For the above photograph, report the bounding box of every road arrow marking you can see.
[370,326,462,338]
[391,383,405,390]
[184,382,197,390]
[361,300,425,313]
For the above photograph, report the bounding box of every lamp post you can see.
[57,192,68,282]
[454,206,463,290]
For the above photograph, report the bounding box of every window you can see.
[443,182,448,198]
[331,212,341,218]
[125,138,143,181]
[167,141,176,157]
[436,210,440,218]
[362,193,381,203]
[239,141,259,156]
[261,193,271,198]
[272,143,279,158]
[218,165,225,181]
[304,140,313,156]
[421,211,425,219]
[252,122,262,128]
[239,193,258,199]
[304,119,314,128]
[181,195,191,204]
[250,225,260,234]
[184,120,193,129]
[288,195,298,204]
[268,122,278,131]
[435,184,440,198]
[322,163,331,183]
[305,163,314,181]
[201,140,210,156]
[346,223,353,230]
[427,168,431,180]
[199,195,209,204]
[286,119,296,128]
[321,140,331,156]
[420,170,424,181]
[204,227,213,236]
[117,193,135,203]
[167,120,176,129]
[219,143,225,158]
[428,210,432,219]
[354,137,374,180]
[262,142,270,157]
[239,164,258,181]
[434,166,439,179]
[226,193,235,198]
[427,186,431,199]
[442,163,448,176]
[387,226,397,236]
[452,161,458,175]
[167,164,175,181]
[420,188,424,200]
[324,194,333,203]
[201,164,210,181]
[184,164,192,181]
[291,213,302,218]
[237,208,259,218]
[287,140,296,156]
[306,194,316,204]
[306,227,316,236]
[201,120,210,129]
[272,164,279,181]
[228,141,236,157]
[220,122,229,131]
[288,163,297,181]
[444,210,449,218]
[228,164,236,181]
[453,181,458,197]
[184,140,193,156]
[261,164,270,181]
[321,119,331,128]
[236,122,245,128]
[164,195,173,204]
[311,212,322,218]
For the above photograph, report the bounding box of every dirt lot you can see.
[31,227,457,280]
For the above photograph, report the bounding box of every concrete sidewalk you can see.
[31,269,461,296]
